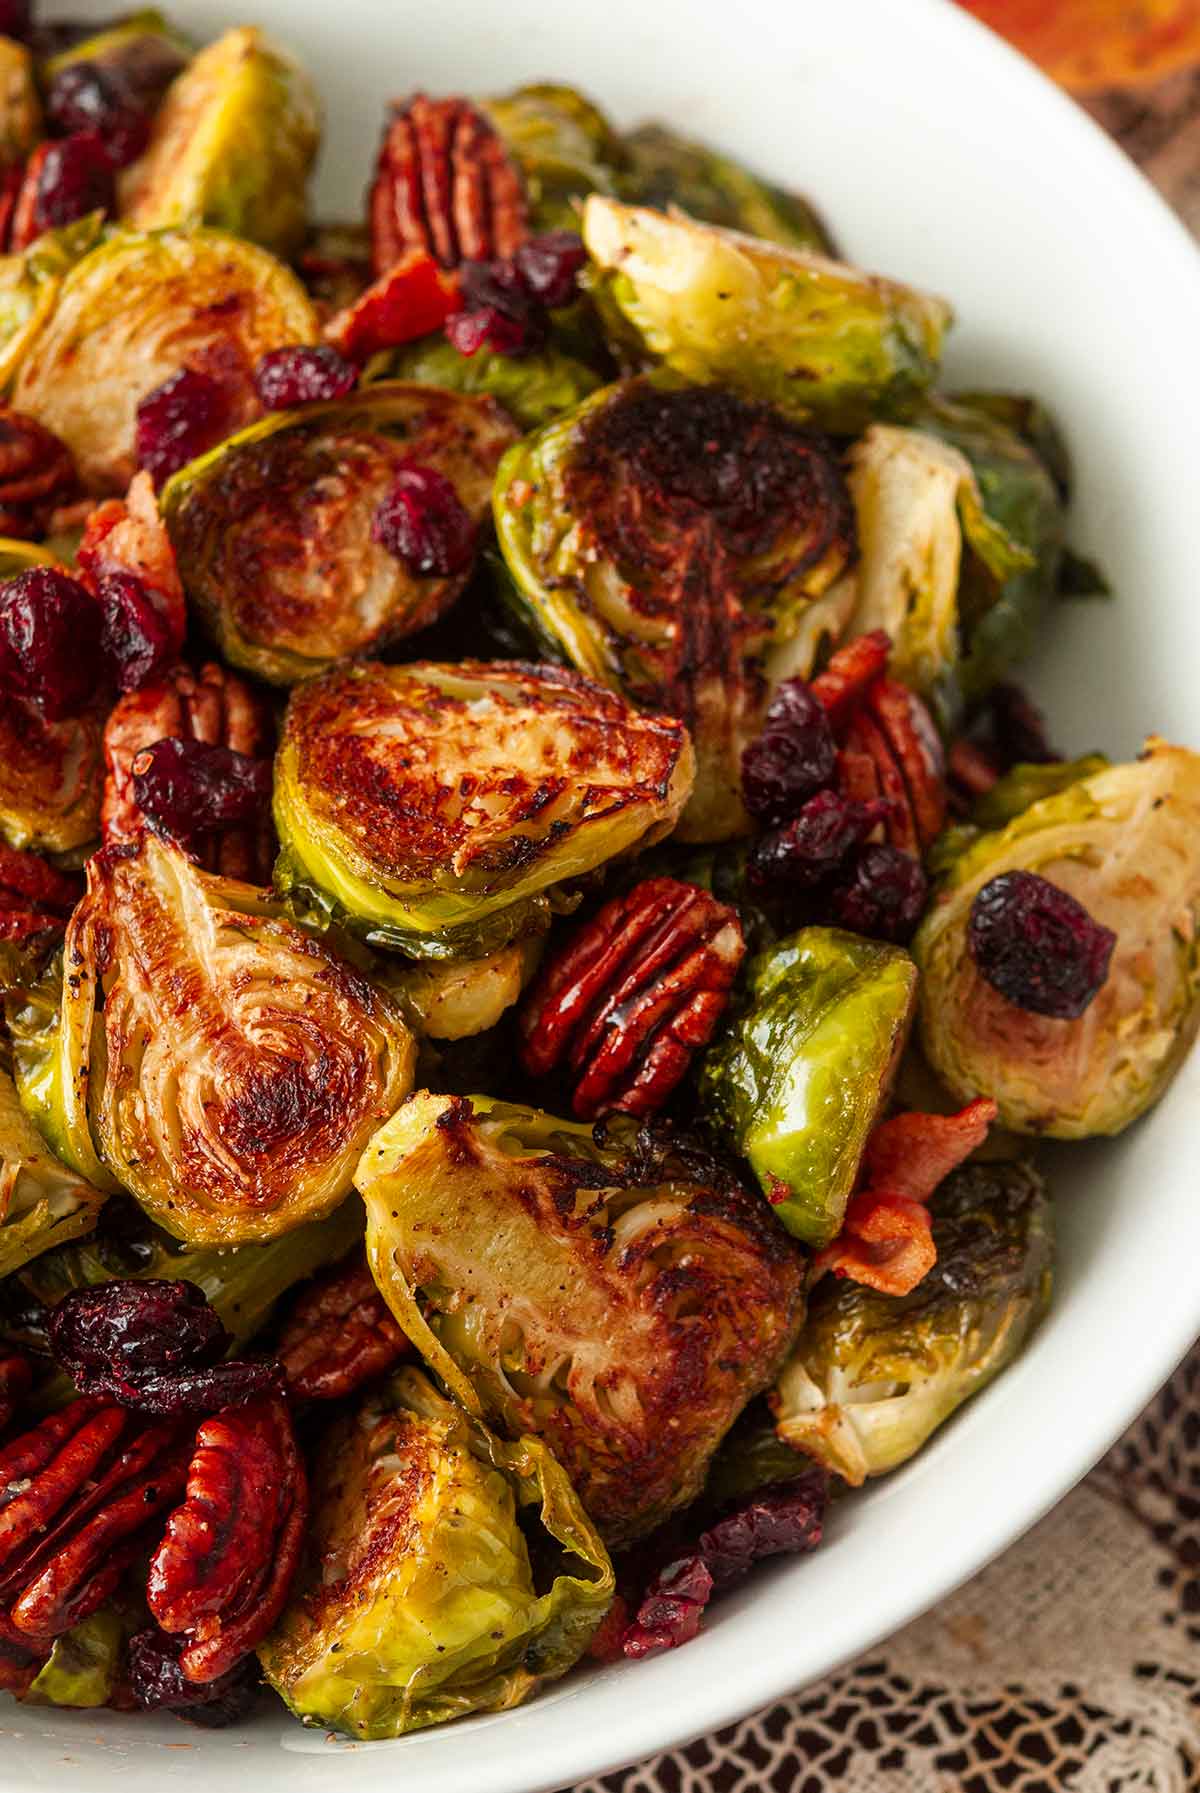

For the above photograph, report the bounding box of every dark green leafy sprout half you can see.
[0,1064,106,1280]
[9,226,318,493]
[162,383,516,684]
[493,375,856,840]
[582,196,951,432]
[356,1093,805,1546]
[273,659,694,962]
[119,25,321,256]
[258,1364,614,1739]
[621,123,833,253]
[772,1160,1053,1484]
[7,832,415,1244]
[700,927,918,1247]
[483,82,625,233]
[915,739,1200,1136]
[375,336,604,431]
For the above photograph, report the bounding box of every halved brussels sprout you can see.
[0,36,41,168]
[390,939,540,1042]
[702,1398,817,1507]
[42,10,189,108]
[483,82,624,232]
[0,1063,106,1279]
[493,375,856,840]
[119,26,321,256]
[357,1093,806,1545]
[582,196,952,432]
[700,927,918,1247]
[162,384,516,684]
[0,684,103,856]
[9,833,415,1243]
[772,1159,1053,1484]
[259,1364,613,1738]
[375,336,604,431]
[22,1607,132,1709]
[10,226,318,492]
[621,123,833,253]
[19,1193,364,1351]
[915,740,1200,1136]
[0,213,105,391]
[274,659,694,961]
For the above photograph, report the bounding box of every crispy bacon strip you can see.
[323,252,463,362]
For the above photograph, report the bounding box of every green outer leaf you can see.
[23,1608,129,1708]
[6,951,117,1194]
[700,927,917,1246]
[0,1064,106,1279]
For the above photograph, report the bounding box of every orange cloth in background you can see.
[960,0,1200,90]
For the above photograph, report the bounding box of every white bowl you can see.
[6,1,1200,1787]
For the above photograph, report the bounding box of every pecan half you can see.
[0,1398,189,1650]
[102,661,275,881]
[278,1256,409,1401]
[0,1351,31,1434]
[0,407,77,539]
[370,93,529,275]
[811,644,945,858]
[147,1396,307,1684]
[519,876,745,1120]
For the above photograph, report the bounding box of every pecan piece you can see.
[810,640,945,858]
[0,1398,189,1650]
[147,1396,307,1684]
[519,876,745,1121]
[0,407,77,539]
[102,661,276,881]
[0,1351,31,1434]
[370,93,529,276]
[278,1255,409,1401]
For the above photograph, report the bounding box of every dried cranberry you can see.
[748,789,892,891]
[131,737,272,846]
[30,130,115,234]
[0,566,99,720]
[741,678,837,825]
[135,368,229,490]
[829,842,928,944]
[447,256,548,357]
[512,231,587,308]
[45,62,150,169]
[47,1279,284,1417]
[0,1,31,42]
[129,1628,261,1727]
[987,683,1058,767]
[968,870,1116,1019]
[252,345,357,410]
[371,463,476,577]
[98,572,175,693]
[622,1556,712,1659]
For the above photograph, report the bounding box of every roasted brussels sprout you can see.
[843,422,1034,698]
[274,659,694,961]
[10,226,318,492]
[119,26,321,256]
[258,1365,613,1738]
[582,197,951,432]
[8,833,415,1243]
[0,1064,106,1279]
[0,681,103,855]
[22,1607,132,1709]
[915,740,1200,1136]
[390,939,540,1042]
[0,213,104,391]
[0,36,41,168]
[703,1398,816,1507]
[493,376,856,839]
[161,384,516,684]
[621,123,832,253]
[357,1094,806,1544]
[700,927,918,1247]
[772,1160,1053,1483]
[483,82,624,232]
[376,336,604,431]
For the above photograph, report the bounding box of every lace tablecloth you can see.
[570,67,1200,1793]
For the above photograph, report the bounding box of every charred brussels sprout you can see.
[621,123,833,253]
[483,82,624,232]
[582,196,951,432]
[0,37,41,168]
[356,1093,806,1545]
[772,1160,1052,1483]
[0,1065,106,1279]
[10,226,318,492]
[700,928,918,1247]
[8,833,415,1244]
[494,377,856,840]
[376,336,603,431]
[0,213,105,391]
[274,659,694,961]
[119,26,321,256]
[162,384,516,684]
[258,1365,613,1738]
[916,740,1200,1136]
